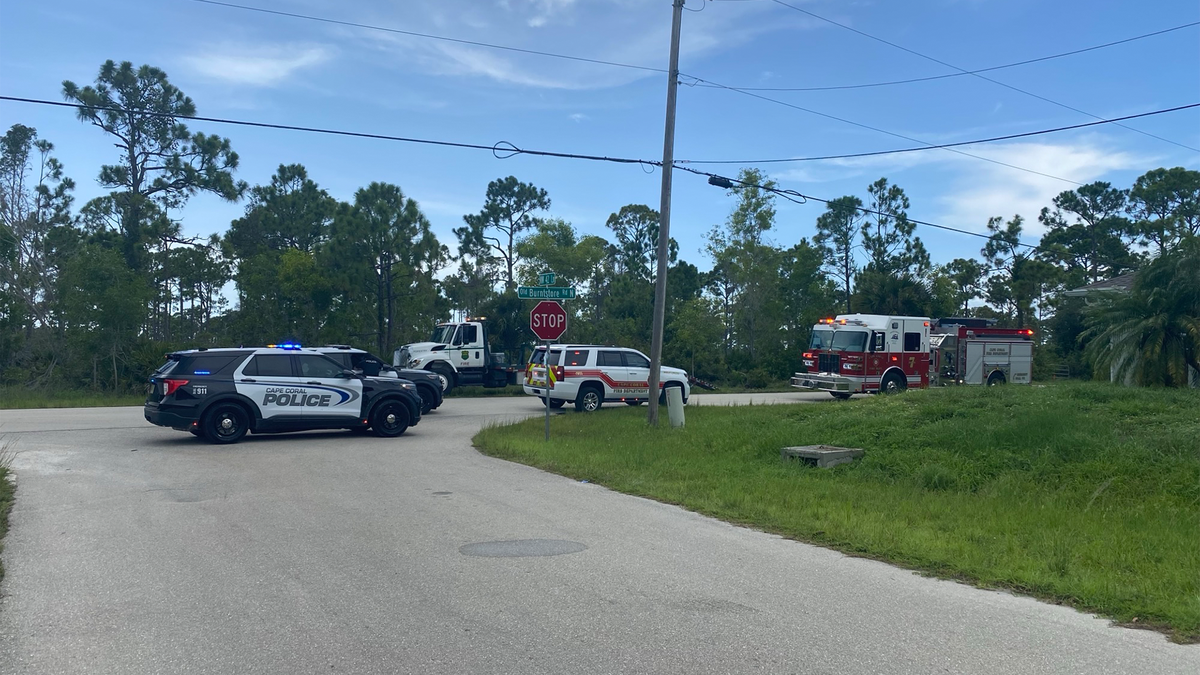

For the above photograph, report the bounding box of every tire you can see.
[575,385,603,412]
[880,371,907,395]
[429,364,455,395]
[417,385,437,414]
[201,403,249,444]
[625,400,643,406]
[831,392,852,400]
[370,399,410,437]
[549,398,566,409]
[987,371,1007,386]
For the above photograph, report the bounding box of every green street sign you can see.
[538,272,556,286]
[518,286,576,300]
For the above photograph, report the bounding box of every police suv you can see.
[144,345,423,443]
[311,345,444,414]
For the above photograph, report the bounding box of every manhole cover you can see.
[459,539,587,558]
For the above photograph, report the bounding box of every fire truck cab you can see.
[792,314,931,398]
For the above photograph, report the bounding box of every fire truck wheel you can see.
[880,372,907,394]
[987,371,1007,386]
[831,392,852,400]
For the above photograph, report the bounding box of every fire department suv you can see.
[524,345,690,412]
[792,314,1034,397]
[144,346,423,443]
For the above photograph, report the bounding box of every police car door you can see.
[237,353,306,421]
[296,354,364,419]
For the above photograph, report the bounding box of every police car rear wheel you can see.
[203,404,248,444]
[370,400,410,437]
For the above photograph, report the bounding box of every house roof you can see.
[1064,272,1138,297]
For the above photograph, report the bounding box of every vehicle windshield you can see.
[430,325,456,344]
[809,329,834,350]
[830,330,868,352]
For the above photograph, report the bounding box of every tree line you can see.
[2,60,1197,392]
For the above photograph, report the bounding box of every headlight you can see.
[400,382,415,390]
[409,359,421,367]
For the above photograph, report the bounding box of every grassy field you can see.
[474,383,1200,642]
[0,442,14,583]
[0,389,145,410]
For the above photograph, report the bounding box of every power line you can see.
[695,21,1200,92]
[762,0,1200,153]
[187,0,665,75]
[681,75,1086,185]
[677,102,1200,164]
[676,164,1042,250]
[0,96,658,168]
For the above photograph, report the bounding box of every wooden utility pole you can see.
[648,0,685,426]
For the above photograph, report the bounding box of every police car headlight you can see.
[400,382,416,390]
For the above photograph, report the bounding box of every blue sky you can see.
[2,0,1198,271]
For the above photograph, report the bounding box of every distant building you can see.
[1066,272,1198,388]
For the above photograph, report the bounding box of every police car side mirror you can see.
[339,369,361,379]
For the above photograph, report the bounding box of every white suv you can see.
[524,345,690,412]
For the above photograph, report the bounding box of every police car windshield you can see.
[829,330,868,352]
[809,329,833,350]
[430,325,455,344]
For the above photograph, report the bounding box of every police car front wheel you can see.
[370,400,410,437]
[202,404,249,444]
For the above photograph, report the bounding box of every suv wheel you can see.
[202,404,249,444]
[417,386,437,414]
[575,386,603,412]
[370,400,410,437]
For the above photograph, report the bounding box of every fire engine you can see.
[791,314,1034,398]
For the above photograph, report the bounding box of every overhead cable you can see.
[696,20,1200,91]
[187,0,665,75]
[762,0,1200,153]
[677,102,1200,164]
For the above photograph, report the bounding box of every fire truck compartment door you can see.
[983,343,1011,363]
[1010,342,1033,383]
[965,342,985,384]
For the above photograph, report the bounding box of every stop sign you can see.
[530,301,567,341]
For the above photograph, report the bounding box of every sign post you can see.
[530,299,568,441]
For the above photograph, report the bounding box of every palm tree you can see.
[1083,238,1200,386]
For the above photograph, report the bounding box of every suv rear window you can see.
[597,351,624,367]
[180,355,244,376]
[563,350,590,367]
[244,355,293,377]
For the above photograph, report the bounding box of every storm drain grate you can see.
[459,539,587,558]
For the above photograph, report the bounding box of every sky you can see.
[2,0,1198,272]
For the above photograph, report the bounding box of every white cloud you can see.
[569,113,588,122]
[936,140,1150,235]
[183,44,332,87]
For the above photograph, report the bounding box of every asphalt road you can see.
[1,394,1195,674]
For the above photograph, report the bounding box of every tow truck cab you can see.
[393,319,518,393]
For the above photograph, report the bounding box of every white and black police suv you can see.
[144,344,423,444]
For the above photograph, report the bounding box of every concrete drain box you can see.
[781,445,865,468]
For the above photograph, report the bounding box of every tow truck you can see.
[792,314,1034,398]
[393,318,519,394]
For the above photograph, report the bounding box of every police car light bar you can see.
[268,343,303,350]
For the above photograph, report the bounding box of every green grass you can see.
[0,388,144,409]
[0,442,14,584]
[474,382,1200,642]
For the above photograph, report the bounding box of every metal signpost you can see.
[529,274,571,440]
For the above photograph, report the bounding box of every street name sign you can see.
[518,286,576,300]
[538,272,556,286]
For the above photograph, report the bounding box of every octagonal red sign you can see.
[530,301,567,341]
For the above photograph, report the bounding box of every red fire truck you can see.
[791,314,1034,398]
